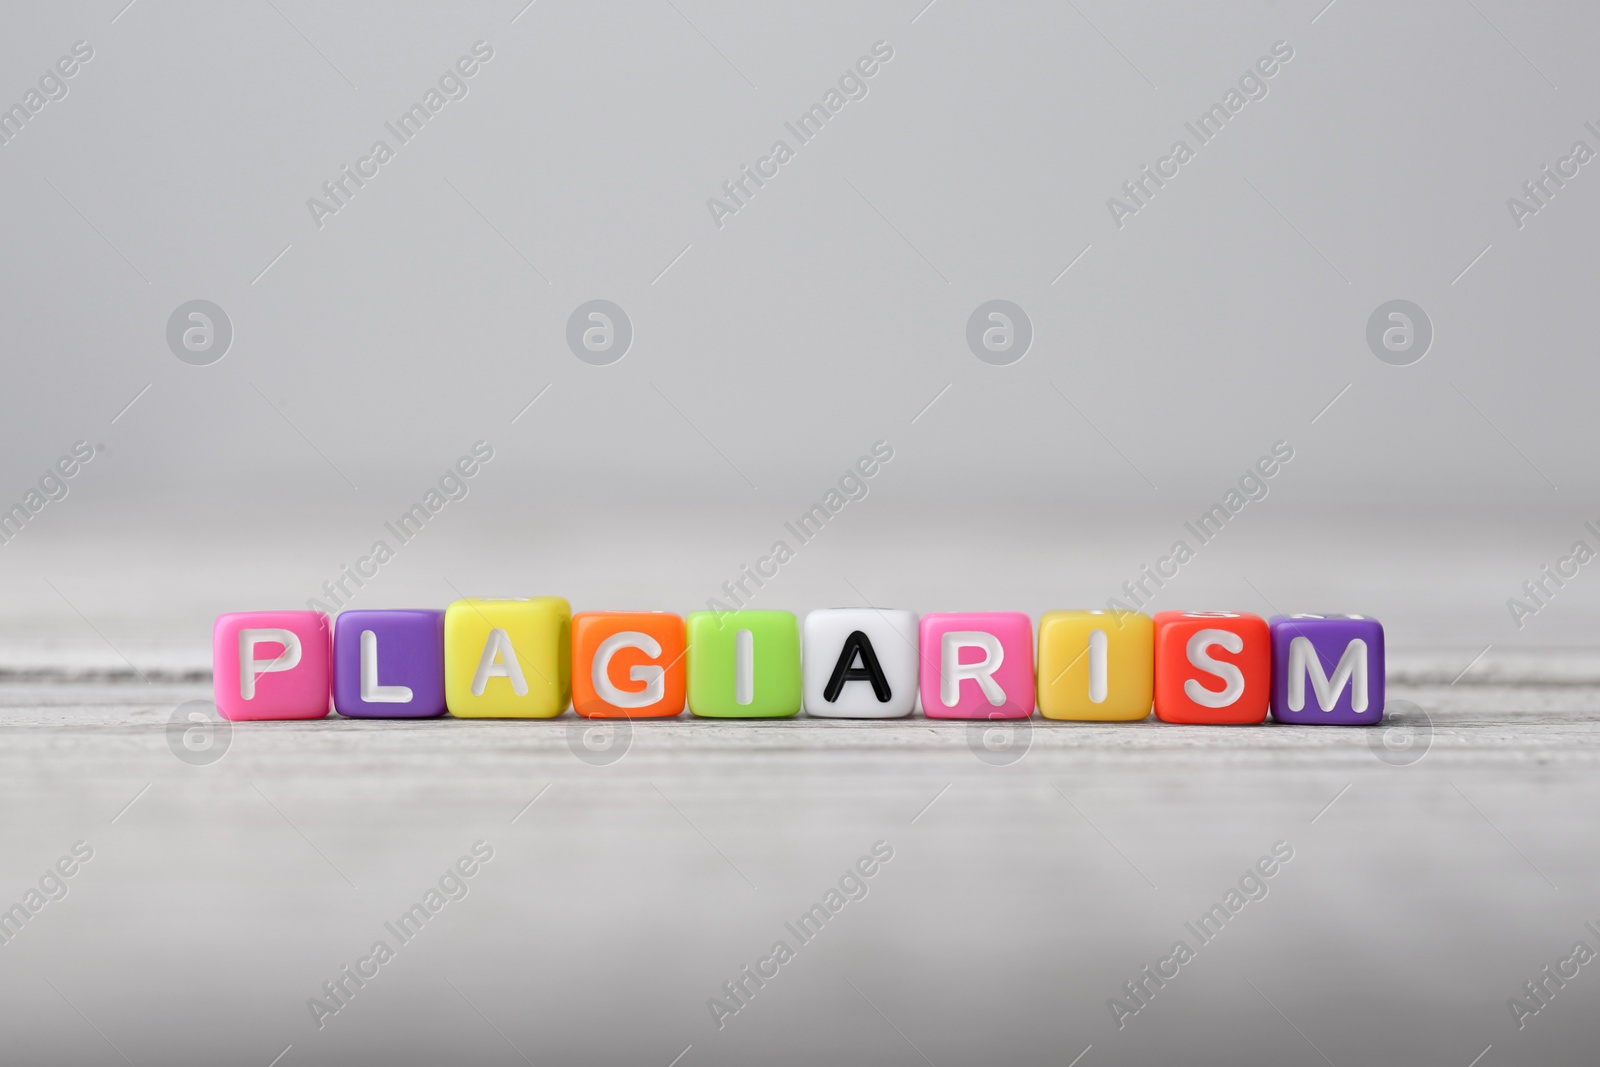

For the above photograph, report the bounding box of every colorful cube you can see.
[1269,614,1385,725]
[1037,609,1153,721]
[803,608,918,718]
[1153,611,1270,724]
[444,597,571,718]
[918,612,1035,719]
[212,611,331,721]
[685,610,800,718]
[571,611,686,718]
[331,610,446,718]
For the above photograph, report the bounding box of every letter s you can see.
[1183,629,1245,707]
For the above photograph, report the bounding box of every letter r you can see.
[940,631,1006,707]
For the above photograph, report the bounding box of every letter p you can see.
[240,629,302,699]
[214,612,331,721]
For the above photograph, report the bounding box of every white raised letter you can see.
[593,631,665,708]
[1088,628,1108,703]
[1184,629,1244,707]
[941,631,1006,707]
[1286,636,1368,712]
[239,628,302,699]
[735,629,754,704]
[360,630,413,703]
[472,628,528,697]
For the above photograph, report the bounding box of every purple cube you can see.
[1269,615,1384,726]
[332,610,446,718]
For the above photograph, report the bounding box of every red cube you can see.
[1153,611,1270,724]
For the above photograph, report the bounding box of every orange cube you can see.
[571,612,686,718]
[1153,611,1270,724]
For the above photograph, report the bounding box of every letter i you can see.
[735,630,754,705]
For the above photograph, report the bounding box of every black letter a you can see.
[824,631,892,703]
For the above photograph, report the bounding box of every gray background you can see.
[1,1,1599,1064]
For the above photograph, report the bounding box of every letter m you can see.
[1286,636,1368,713]
[796,903,831,937]
[795,104,830,137]
[0,504,28,540]
[795,504,830,538]
[398,103,430,135]
[394,504,430,538]
[0,104,29,139]
[0,904,30,937]
[1196,904,1230,938]
[395,903,431,937]
[1197,103,1229,135]
[1195,504,1230,537]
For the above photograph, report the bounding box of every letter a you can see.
[824,631,892,703]
[472,628,528,697]
[308,197,339,229]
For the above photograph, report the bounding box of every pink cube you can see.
[918,612,1035,719]
[213,611,331,721]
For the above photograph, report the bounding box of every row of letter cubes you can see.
[214,604,1383,724]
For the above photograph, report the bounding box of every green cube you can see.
[686,610,801,718]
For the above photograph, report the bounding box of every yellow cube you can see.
[445,597,571,718]
[1037,610,1153,721]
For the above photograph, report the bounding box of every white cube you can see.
[803,608,919,718]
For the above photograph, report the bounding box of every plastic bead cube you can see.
[802,608,918,719]
[1269,614,1385,725]
[1153,611,1270,724]
[331,610,446,718]
[918,612,1035,719]
[685,610,800,718]
[1037,609,1153,721]
[444,597,571,718]
[213,610,331,721]
[571,611,686,718]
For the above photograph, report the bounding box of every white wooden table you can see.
[0,658,1594,1066]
